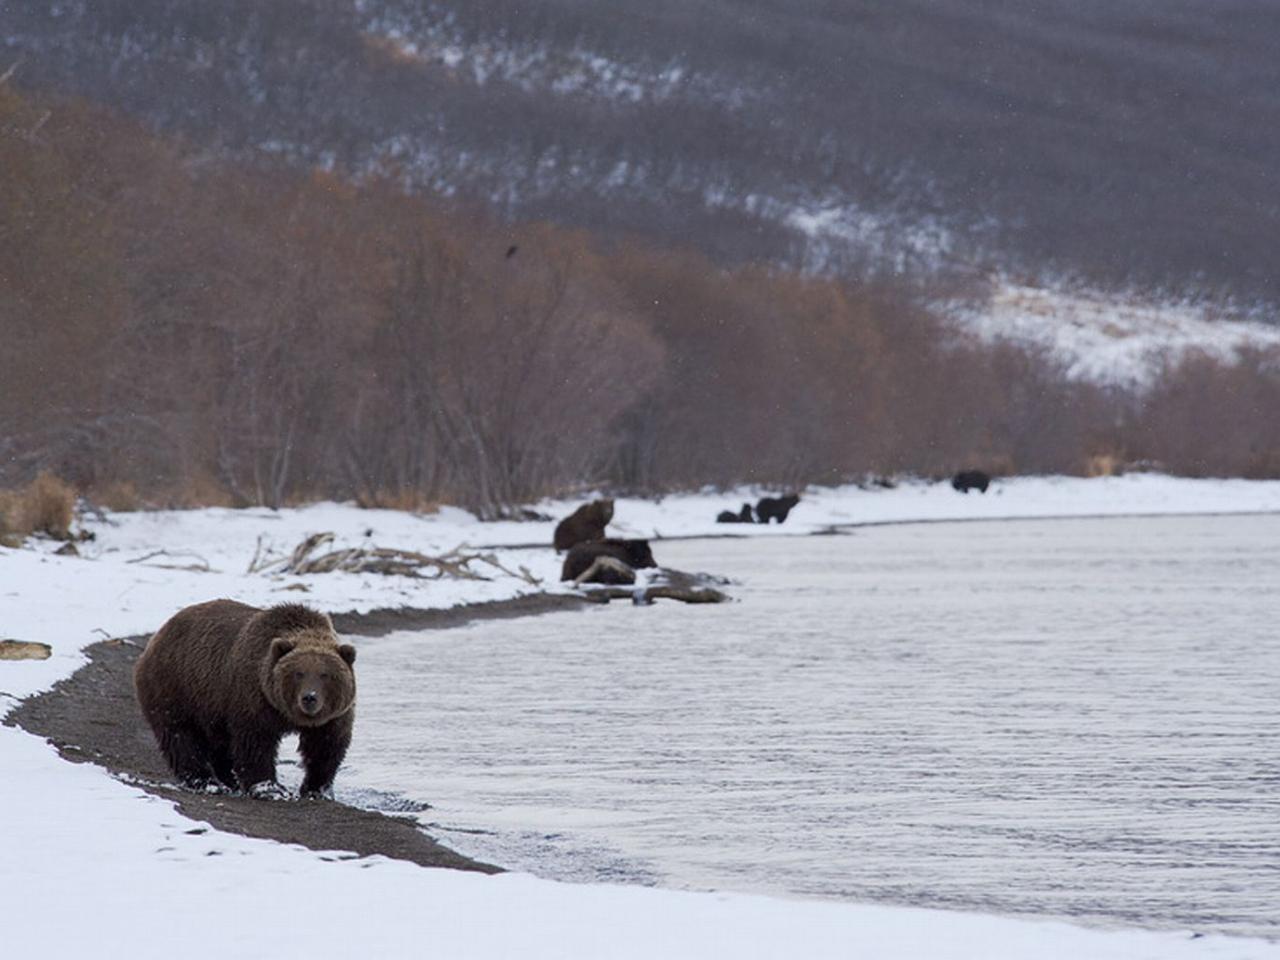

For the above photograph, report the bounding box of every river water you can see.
[338,515,1280,939]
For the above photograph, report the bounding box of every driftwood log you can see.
[576,567,730,605]
[252,532,539,585]
[572,555,636,586]
[0,640,52,661]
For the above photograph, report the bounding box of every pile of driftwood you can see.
[577,567,729,605]
[250,532,539,585]
[0,639,52,661]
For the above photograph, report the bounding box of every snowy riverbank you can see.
[4,475,1280,958]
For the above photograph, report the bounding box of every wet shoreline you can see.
[5,593,594,873]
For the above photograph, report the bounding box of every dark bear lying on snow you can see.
[755,494,800,524]
[134,600,356,798]
[561,538,657,582]
[951,470,991,494]
[553,498,614,551]
[716,503,755,523]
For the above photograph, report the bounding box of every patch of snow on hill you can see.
[951,282,1280,387]
[785,199,954,274]
[357,3,718,108]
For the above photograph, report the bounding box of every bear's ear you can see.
[337,643,357,666]
[270,637,296,662]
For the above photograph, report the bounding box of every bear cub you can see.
[553,498,614,551]
[134,599,356,799]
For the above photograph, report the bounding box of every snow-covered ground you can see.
[950,281,1280,387]
[4,475,1280,958]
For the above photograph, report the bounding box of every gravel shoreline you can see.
[6,593,590,873]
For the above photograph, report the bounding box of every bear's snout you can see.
[274,643,354,726]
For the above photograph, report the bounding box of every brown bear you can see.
[755,493,800,524]
[951,470,991,494]
[553,498,614,551]
[716,503,755,523]
[561,538,657,581]
[133,600,356,799]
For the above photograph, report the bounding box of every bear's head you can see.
[267,632,357,727]
[621,539,657,569]
[592,498,615,525]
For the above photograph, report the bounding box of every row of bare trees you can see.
[3,85,1279,514]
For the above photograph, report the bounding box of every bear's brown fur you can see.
[716,503,755,523]
[951,470,990,494]
[755,493,800,524]
[561,538,657,581]
[134,599,357,798]
[553,498,614,551]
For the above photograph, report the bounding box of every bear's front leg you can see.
[232,729,284,797]
[158,723,221,791]
[298,712,353,799]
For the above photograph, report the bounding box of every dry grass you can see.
[354,490,442,514]
[25,471,76,538]
[93,480,144,512]
[0,491,16,535]
[170,473,236,510]
[1085,453,1124,478]
[0,472,76,541]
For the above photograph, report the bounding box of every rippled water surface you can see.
[340,516,1280,938]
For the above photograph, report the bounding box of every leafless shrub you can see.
[3,83,1277,509]
[1136,347,1280,478]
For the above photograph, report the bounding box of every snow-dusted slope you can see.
[9,0,1280,298]
[951,282,1280,387]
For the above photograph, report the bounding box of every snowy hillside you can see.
[6,0,1280,300]
[950,282,1280,387]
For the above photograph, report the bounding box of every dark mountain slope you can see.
[5,0,1278,300]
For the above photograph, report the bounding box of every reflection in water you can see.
[340,515,1280,939]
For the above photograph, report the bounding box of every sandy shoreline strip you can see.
[5,593,592,873]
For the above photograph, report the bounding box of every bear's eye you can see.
[293,670,304,680]
[320,673,331,681]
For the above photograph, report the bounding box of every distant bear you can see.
[561,538,657,582]
[553,498,614,551]
[716,503,755,523]
[134,600,357,798]
[951,470,991,494]
[755,494,800,524]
